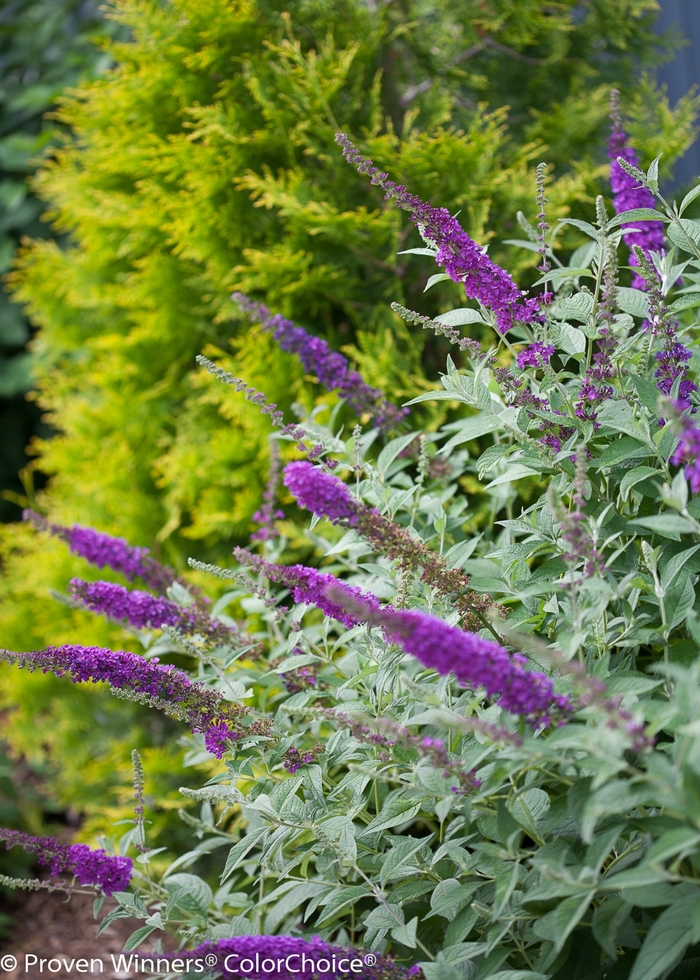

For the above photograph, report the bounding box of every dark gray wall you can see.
[657,0,700,187]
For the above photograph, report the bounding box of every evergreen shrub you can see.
[2,110,700,979]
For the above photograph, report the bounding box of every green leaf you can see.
[508,788,550,840]
[359,797,425,836]
[376,431,420,476]
[592,896,632,957]
[164,873,213,911]
[487,973,551,980]
[316,884,370,925]
[122,925,156,951]
[645,828,700,865]
[607,208,668,228]
[380,836,432,886]
[669,292,700,314]
[532,892,595,954]
[661,545,700,589]
[532,266,595,286]
[554,322,587,355]
[599,436,650,468]
[434,308,489,326]
[424,273,452,291]
[428,878,480,920]
[628,894,700,980]
[404,389,463,406]
[620,466,662,501]
[680,184,700,215]
[617,287,651,318]
[630,374,662,415]
[437,415,502,454]
[484,464,542,489]
[630,515,696,538]
[397,247,438,256]
[555,293,594,323]
[667,219,700,253]
[391,915,419,948]
[220,827,267,883]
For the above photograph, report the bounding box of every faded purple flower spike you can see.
[608,92,665,290]
[325,586,571,724]
[0,830,132,896]
[169,935,419,979]
[23,511,177,595]
[251,440,285,542]
[0,645,270,758]
[336,133,541,334]
[233,293,407,432]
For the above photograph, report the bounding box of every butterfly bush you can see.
[7,106,700,980]
[0,830,131,895]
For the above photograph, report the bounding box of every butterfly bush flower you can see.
[608,98,665,290]
[68,579,234,644]
[336,133,541,335]
[516,342,555,370]
[325,586,571,725]
[232,293,407,432]
[0,830,132,896]
[0,645,269,758]
[170,936,419,979]
[24,510,176,594]
[282,461,498,628]
[670,411,700,493]
[251,440,285,542]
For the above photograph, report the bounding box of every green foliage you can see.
[2,0,700,859]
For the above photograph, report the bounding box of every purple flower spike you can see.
[517,342,555,370]
[325,586,571,725]
[168,936,418,979]
[283,461,361,524]
[23,511,176,594]
[0,829,132,896]
[336,133,541,334]
[1,644,270,758]
[232,294,407,432]
[607,106,665,291]
[671,412,700,493]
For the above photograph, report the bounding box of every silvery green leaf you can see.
[424,272,452,291]
[434,308,489,326]
[553,322,586,355]
[667,218,700,253]
[617,286,650,318]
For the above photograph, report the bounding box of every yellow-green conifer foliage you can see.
[2,0,698,822]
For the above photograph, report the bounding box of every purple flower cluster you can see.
[283,461,361,524]
[1,644,264,758]
[655,342,698,412]
[671,412,700,493]
[68,579,235,644]
[283,744,323,773]
[608,118,665,290]
[0,829,132,896]
[171,936,419,980]
[337,133,541,335]
[232,293,407,432]
[24,511,176,594]
[234,548,380,629]
[516,342,555,370]
[325,587,571,725]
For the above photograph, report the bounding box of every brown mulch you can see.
[0,887,154,979]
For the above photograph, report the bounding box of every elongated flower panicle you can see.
[282,461,502,629]
[233,293,407,432]
[608,96,665,290]
[0,830,132,895]
[252,440,285,542]
[68,579,234,643]
[0,645,268,758]
[234,548,380,629]
[169,936,420,979]
[670,411,700,493]
[336,133,540,334]
[24,511,176,594]
[283,461,362,524]
[326,587,571,724]
[516,342,555,370]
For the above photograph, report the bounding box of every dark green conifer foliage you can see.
[1,0,699,819]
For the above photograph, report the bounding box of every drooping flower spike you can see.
[233,293,408,432]
[336,133,541,334]
[0,830,132,896]
[0,645,271,758]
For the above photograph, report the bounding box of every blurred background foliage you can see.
[0,0,699,836]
